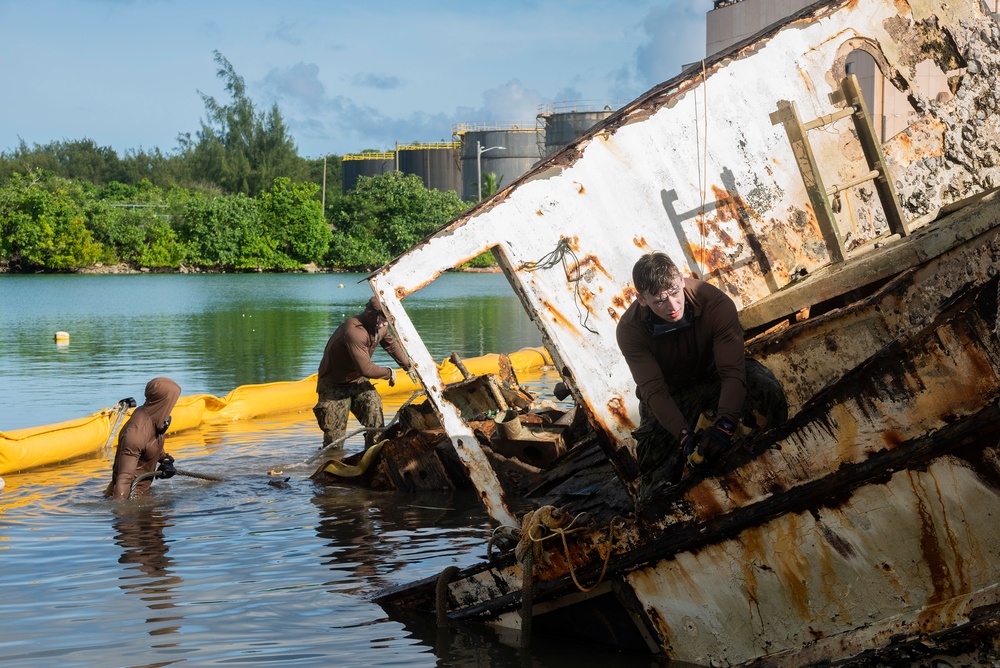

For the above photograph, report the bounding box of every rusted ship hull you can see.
[375,200,1000,664]
[357,0,1000,663]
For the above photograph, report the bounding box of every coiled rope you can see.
[486,506,623,646]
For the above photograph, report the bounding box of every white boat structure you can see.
[350,1,1000,664]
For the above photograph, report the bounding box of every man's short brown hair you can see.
[632,252,681,295]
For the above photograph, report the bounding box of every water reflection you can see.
[112,504,184,639]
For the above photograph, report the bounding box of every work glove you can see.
[156,454,177,479]
[407,367,419,384]
[678,429,697,463]
[387,368,396,387]
[686,418,736,467]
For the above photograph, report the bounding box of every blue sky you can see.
[0,1,711,158]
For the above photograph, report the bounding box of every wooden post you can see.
[771,100,847,263]
[836,74,910,237]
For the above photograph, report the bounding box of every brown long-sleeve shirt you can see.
[317,309,411,389]
[106,377,181,499]
[616,277,746,437]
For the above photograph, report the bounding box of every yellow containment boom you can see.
[0,347,552,476]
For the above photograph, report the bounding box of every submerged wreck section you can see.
[358,0,1000,664]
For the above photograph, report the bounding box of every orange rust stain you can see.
[574,181,585,194]
[569,253,613,281]
[607,396,632,430]
[710,185,758,241]
[540,299,576,331]
[536,209,544,216]
[565,236,581,252]
[633,236,649,248]
[686,482,726,518]
[699,247,731,277]
[720,473,752,507]
[611,289,637,311]
[908,471,957,633]
[882,429,905,449]
[607,306,621,322]
[395,286,410,299]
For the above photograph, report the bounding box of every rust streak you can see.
[607,396,632,430]
[540,299,577,332]
[568,253,614,281]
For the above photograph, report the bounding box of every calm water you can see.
[0,273,655,667]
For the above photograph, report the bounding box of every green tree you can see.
[476,171,503,202]
[0,172,102,270]
[176,191,295,270]
[328,171,468,269]
[179,51,306,196]
[259,177,331,264]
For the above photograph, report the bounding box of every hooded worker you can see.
[105,377,181,499]
[313,296,415,449]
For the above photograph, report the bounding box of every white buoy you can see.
[338,284,344,288]
[54,331,70,343]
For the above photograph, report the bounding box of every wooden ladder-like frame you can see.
[769,74,910,263]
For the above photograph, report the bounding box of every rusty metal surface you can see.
[626,456,1000,666]
[385,209,1000,663]
[370,0,1000,481]
[368,1,1000,662]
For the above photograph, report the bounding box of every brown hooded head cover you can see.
[364,296,382,313]
[143,377,181,429]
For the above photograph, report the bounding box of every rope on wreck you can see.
[128,468,229,499]
[519,237,599,334]
[522,511,622,594]
[435,565,460,628]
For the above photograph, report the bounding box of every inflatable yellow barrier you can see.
[0,347,553,476]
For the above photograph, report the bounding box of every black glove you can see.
[687,418,736,467]
[678,429,697,462]
[156,454,177,479]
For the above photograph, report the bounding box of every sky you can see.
[0,0,712,159]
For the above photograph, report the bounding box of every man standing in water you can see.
[314,296,415,450]
[616,252,787,510]
[106,377,181,499]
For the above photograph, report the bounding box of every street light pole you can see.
[476,140,505,202]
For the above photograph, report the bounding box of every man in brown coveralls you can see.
[616,252,787,509]
[106,377,181,499]
[313,296,415,450]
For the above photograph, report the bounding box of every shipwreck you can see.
[324,0,1000,664]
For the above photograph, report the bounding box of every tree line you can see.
[0,51,489,273]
